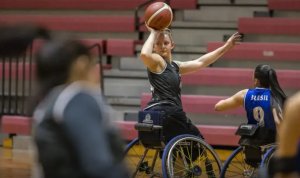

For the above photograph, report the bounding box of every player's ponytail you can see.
[268,68,287,105]
[254,64,287,106]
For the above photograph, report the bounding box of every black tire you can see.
[220,146,259,178]
[162,134,222,178]
[124,138,162,178]
[260,146,276,169]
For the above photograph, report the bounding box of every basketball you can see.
[144,2,173,30]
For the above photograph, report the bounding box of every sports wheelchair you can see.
[220,124,277,178]
[124,110,222,178]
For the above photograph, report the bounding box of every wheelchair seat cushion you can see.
[138,110,163,126]
[235,124,259,137]
[137,110,165,147]
[239,126,276,147]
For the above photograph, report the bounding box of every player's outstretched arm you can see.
[177,32,241,74]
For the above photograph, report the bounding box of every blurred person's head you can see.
[254,64,286,105]
[35,39,97,98]
[0,24,49,57]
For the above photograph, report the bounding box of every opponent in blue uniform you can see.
[215,64,286,138]
[215,64,287,167]
[245,88,276,130]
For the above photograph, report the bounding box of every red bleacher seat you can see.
[116,121,239,146]
[168,0,197,9]
[81,39,106,52]
[106,39,136,57]
[0,38,108,79]
[182,68,253,87]
[0,62,111,80]
[1,115,32,135]
[0,38,113,81]
[0,0,142,10]
[181,67,300,89]
[141,93,245,116]
[0,0,197,10]
[33,39,106,54]
[0,15,135,32]
[239,17,300,35]
[268,0,300,11]
[0,117,239,146]
[207,42,300,62]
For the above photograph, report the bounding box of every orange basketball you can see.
[144,2,173,30]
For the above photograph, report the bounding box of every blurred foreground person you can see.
[0,24,128,177]
[32,39,129,178]
[268,92,300,178]
[0,24,49,57]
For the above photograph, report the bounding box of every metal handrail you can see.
[0,47,30,116]
[88,43,104,94]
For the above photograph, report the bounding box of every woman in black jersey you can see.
[32,39,129,178]
[140,27,241,143]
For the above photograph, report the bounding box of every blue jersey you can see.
[244,88,276,130]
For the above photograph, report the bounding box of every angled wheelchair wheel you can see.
[162,134,222,178]
[220,146,259,178]
[124,138,163,178]
[260,146,276,169]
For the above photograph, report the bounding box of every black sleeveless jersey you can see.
[147,61,182,108]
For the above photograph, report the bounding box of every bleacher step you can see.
[183,6,267,22]
[198,0,267,5]
[104,78,149,98]
[169,29,236,46]
[273,11,300,18]
[198,0,232,5]
[119,52,207,71]
[104,69,147,78]
[106,97,141,106]
[172,21,237,29]
[244,34,300,44]
[135,44,207,54]
[233,0,267,5]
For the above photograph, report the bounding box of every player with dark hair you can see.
[215,64,287,167]
[32,39,129,178]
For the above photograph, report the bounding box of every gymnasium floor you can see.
[0,146,234,178]
[0,147,33,178]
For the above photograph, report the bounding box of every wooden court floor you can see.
[0,145,233,178]
[0,147,34,178]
